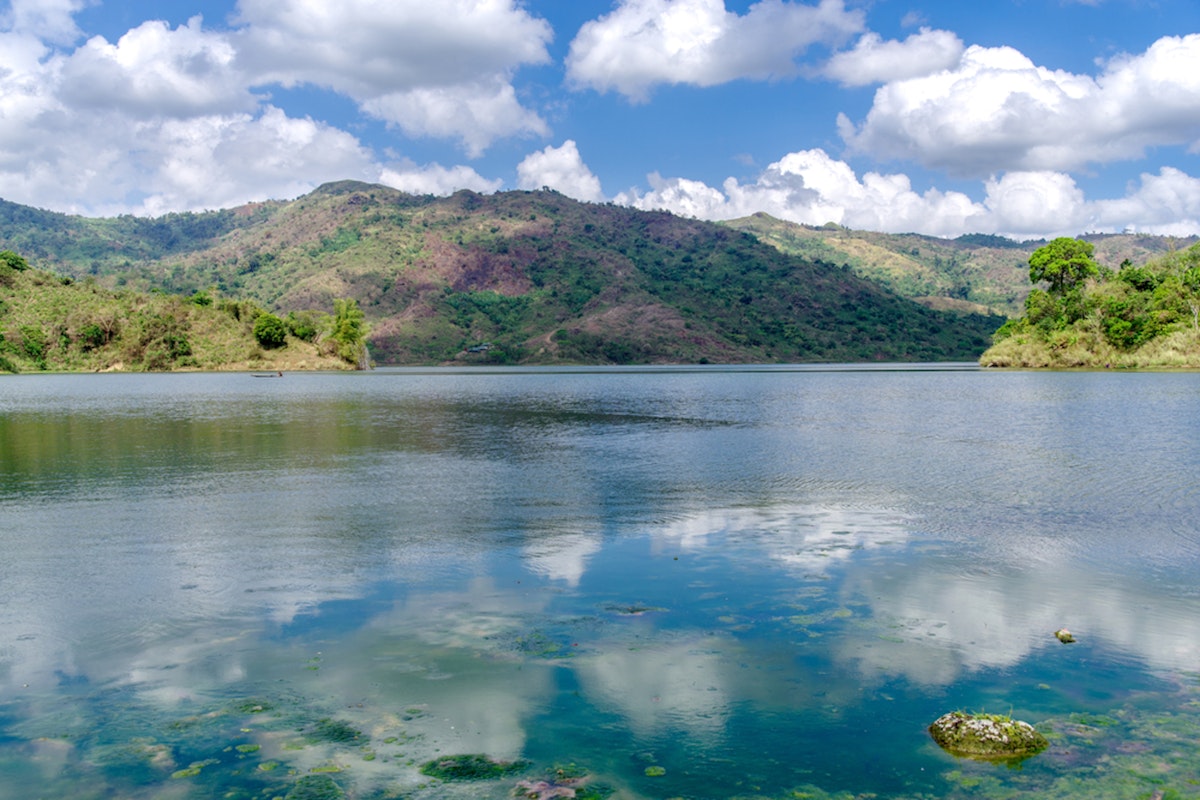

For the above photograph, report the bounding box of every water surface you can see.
[2,366,1200,799]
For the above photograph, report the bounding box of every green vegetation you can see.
[418,753,530,781]
[328,298,368,367]
[0,249,29,273]
[981,238,1200,368]
[725,213,1197,319]
[0,257,367,372]
[928,711,1049,761]
[307,718,363,745]
[1,185,1008,365]
[252,312,288,348]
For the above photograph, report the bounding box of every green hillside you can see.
[1,183,1006,365]
[724,213,1198,318]
[0,251,357,373]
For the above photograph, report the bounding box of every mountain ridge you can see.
[3,183,1015,365]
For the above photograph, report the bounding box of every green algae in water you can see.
[284,774,345,800]
[644,765,667,777]
[419,753,531,781]
[170,758,219,779]
[309,718,363,744]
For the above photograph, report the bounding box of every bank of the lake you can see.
[980,326,1200,368]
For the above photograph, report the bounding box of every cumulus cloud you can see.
[1,0,90,44]
[516,140,604,202]
[378,161,503,197]
[1091,167,1200,235]
[841,34,1200,175]
[235,0,552,154]
[617,149,1200,239]
[362,78,547,159]
[0,2,543,215]
[619,149,986,236]
[566,0,863,101]
[981,171,1089,237]
[824,27,963,86]
[59,18,254,118]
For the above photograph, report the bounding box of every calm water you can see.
[2,366,1200,800]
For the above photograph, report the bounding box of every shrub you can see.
[0,250,29,272]
[79,323,107,351]
[20,325,47,369]
[286,310,323,342]
[253,313,288,348]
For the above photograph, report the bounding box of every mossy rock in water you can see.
[419,753,530,781]
[285,774,345,800]
[929,712,1048,760]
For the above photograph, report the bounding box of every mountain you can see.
[1,183,1006,365]
[724,213,1199,318]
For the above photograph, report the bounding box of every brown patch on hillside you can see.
[415,235,533,295]
[560,302,746,364]
[914,296,1001,315]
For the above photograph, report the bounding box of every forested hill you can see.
[1,183,1003,365]
[724,212,1198,318]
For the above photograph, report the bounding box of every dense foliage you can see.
[252,312,288,348]
[981,238,1200,367]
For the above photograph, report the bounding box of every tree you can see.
[330,298,369,368]
[253,312,288,348]
[1028,237,1099,295]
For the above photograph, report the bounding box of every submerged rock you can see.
[928,712,1048,760]
[513,765,613,800]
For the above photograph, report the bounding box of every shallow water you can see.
[2,365,1200,799]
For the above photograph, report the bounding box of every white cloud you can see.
[1,0,90,45]
[59,18,254,118]
[0,1,532,215]
[619,149,987,236]
[981,171,1089,237]
[566,0,863,101]
[824,28,963,86]
[235,0,552,154]
[362,78,547,159]
[616,149,1200,239]
[841,34,1200,175]
[1092,167,1200,236]
[516,140,604,202]
[378,161,502,197]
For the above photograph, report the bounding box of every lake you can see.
[2,365,1200,800]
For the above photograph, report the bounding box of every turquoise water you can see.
[2,366,1200,799]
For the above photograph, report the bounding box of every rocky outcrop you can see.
[929,711,1048,760]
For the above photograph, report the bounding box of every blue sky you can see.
[2,0,1199,239]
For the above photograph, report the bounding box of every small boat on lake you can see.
[252,371,283,378]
